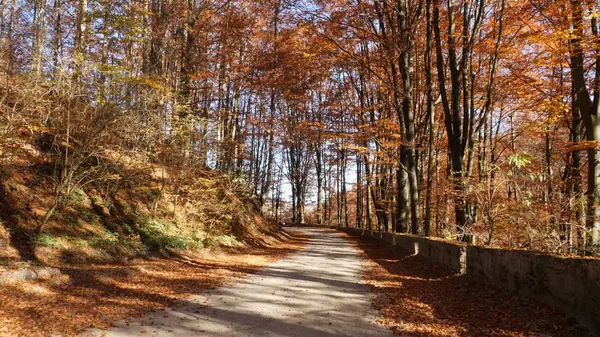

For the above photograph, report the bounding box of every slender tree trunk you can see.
[397,0,420,235]
[316,142,323,225]
[356,152,363,228]
[433,0,469,241]
[51,0,61,75]
[396,157,409,233]
[31,0,47,77]
[73,0,88,78]
[569,86,584,252]
[424,0,435,237]
[337,154,342,226]
[260,1,281,209]
[341,148,349,227]
[364,151,373,230]
[0,0,6,37]
[586,120,600,251]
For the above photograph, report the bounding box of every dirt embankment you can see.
[0,128,284,265]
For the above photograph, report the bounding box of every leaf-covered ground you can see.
[350,235,590,337]
[0,230,308,337]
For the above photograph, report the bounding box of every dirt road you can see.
[82,228,392,337]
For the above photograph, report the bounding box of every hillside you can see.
[0,127,308,337]
[0,128,282,266]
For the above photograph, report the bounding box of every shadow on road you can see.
[0,229,309,336]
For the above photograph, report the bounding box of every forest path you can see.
[82,228,393,337]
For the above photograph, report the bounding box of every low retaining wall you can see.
[415,235,466,274]
[466,246,600,335]
[381,232,395,244]
[339,227,600,335]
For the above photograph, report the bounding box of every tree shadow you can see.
[0,229,308,336]
[0,175,38,262]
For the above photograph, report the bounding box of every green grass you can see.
[79,208,100,222]
[136,216,204,251]
[66,187,88,205]
[212,234,239,247]
[90,231,143,253]
[34,233,61,248]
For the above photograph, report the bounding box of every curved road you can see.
[83,228,393,337]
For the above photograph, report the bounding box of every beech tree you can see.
[568,0,600,251]
[1,0,599,254]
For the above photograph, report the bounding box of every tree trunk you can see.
[52,0,61,74]
[570,0,600,252]
[424,0,434,237]
[31,0,47,77]
[396,155,409,233]
[397,0,420,235]
[260,1,281,209]
[316,142,323,225]
[341,148,349,227]
[433,0,470,241]
[364,151,373,230]
[356,152,363,228]
[73,0,87,78]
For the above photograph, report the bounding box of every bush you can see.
[136,216,203,251]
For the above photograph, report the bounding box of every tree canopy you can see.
[1,0,599,255]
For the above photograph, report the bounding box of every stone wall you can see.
[466,246,600,335]
[414,235,467,274]
[339,227,600,335]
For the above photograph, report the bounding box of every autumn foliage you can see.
[1,0,600,264]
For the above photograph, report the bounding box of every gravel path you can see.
[82,228,393,337]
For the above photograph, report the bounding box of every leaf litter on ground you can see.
[345,234,590,337]
[0,230,308,337]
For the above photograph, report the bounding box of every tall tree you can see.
[569,0,600,251]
